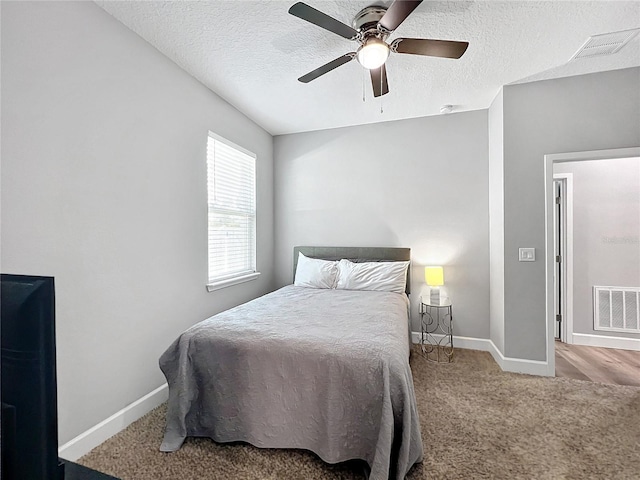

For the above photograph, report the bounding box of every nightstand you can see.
[420,297,453,363]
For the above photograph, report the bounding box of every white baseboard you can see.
[412,332,552,377]
[411,331,493,352]
[572,333,640,351]
[486,340,552,376]
[58,383,168,461]
[60,331,561,461]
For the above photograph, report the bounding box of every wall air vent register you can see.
[594,286,640,334]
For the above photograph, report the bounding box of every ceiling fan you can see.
[288,0,469,97]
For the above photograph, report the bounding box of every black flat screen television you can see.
[1,274,64,480]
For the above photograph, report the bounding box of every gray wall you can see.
[501,67,640,360]
[554,157,640,338]
[1,1,274,444]
[274,110,490,337]
[488,88,505,354]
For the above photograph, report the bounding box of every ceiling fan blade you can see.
[298,53,356,83]
[370,64,389,97]
[378,0,423,32]
[391,38,469,59]
[288,2,358,40]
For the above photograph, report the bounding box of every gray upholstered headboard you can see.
[293,246,411,295]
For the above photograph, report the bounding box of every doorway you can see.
[544,147,640,380]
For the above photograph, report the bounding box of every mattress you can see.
[159,285,423,479]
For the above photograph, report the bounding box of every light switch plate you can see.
[519,248,535,262]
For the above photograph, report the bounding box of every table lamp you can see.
[425,266,444,305]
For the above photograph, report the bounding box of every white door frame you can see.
[544,147,640,376]
[553,173,573,344]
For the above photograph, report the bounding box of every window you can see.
[206,132,258,291]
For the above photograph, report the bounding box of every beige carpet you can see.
[79,348,640,479]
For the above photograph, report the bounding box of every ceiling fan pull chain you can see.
[362,68,366,102]
[380,75,384,114]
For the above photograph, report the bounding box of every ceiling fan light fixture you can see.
[357,38,390,70]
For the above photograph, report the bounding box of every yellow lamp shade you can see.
[425,266,444,286]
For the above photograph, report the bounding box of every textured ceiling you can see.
[95,1,640,135]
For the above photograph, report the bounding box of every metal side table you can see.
[420,297,453,363]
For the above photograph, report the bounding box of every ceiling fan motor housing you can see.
[352,6,388,40]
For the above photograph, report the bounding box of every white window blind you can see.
[207,132,257,287]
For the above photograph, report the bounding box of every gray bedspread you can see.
[159,285,423,479]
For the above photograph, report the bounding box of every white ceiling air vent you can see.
[570,28,640,61]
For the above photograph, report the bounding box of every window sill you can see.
[206,272,261,292]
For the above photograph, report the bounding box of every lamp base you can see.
[430,287,441,305]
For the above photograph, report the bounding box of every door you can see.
[553,178,566,341]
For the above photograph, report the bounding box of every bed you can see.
[159,246,423,480]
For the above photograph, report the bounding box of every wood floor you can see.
[555,340,640,387]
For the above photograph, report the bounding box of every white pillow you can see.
[335,259,409,293]
[294,252,338,289]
